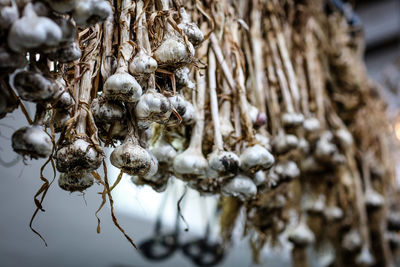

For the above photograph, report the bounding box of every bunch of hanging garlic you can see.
[1,0,400,266]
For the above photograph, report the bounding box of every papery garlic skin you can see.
[173,149,208,179]
[208,150,240,176]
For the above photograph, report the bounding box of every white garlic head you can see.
[8,3,62,53]
[58,171,94,192]
[365,188,384,208]
[48,42,82,63]
[72,0,112,27]
[355,246,375,266]
[282,112,304,128]
[91,96,126,124]
[208,150,240,176]
[153,33,194,67]
[324,206,343,221]
[175,66,194,89]
[288,221,315,246]
[342,229,362,251]
[239,144,275,173]
[178,21,204,46]
[274,161,300,180]
[303,116,321,133]
[103,72,142,102]
[110,138,155,177]
[150,138,177,163]
[12,125,52,159]
[129,51,158,75]
[173,148,208,179]
[0,0,18,30]
[55,138,103,173]
[13,70,58,102]
[221,174,257,201]
[135,90,172,129]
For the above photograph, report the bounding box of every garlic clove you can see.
[8,3,62,53]
[13,70,58,102]
[72,0,112,28]
[355,246,375,266]
[110,138,155,177]
[47,41,82,63]
[55,138,103,173]
[208,150,240,176]
[288,221,315,246]
[12,125,52,159]
[153,33,194,67]
[221,174,257,201]
[240,144,274,173]
[129,51,158,75]
[341,229,362,251]
[103,72,142,102]
[58,171,94,192]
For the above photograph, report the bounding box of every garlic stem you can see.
[101,11,114,81]
[250,3,266,115]
[208,49,223,151]
[270,14,300,111]
[117,0,134,72]
[266,20,294,114]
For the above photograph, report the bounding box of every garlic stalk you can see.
[266,19,303,128]
[55,27,104,173]
[129,0,157,76]
[104,0,142,102]
[173,68,208,180]
[207,49,240,177]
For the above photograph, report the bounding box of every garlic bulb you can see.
[72,0,112,28]
[110,137,157,177]
[8,3,62,53]
[175,66,195,89]
[221,174,257,201]
[355,246,375,266]
[287,219,315,246]
[239,144,274,174]
[13,70,58,102]
[58,171,94,192]
[55,138,103,173]
[0,0,18,30]
[208,150,240,177]
[48,42,82,63]
[12,125,52,159]
[342,229,362,251]
[135,89,172,129]
[129,50,157,76]
[103,71,143,102]
[178,7,204,46]
[282,112,304,128]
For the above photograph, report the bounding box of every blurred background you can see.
[1,0,400,266]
